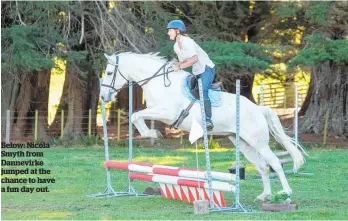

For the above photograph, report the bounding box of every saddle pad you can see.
[182,77,222,107]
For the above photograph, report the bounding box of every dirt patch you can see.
[279,113,347,149]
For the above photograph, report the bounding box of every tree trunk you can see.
[12,74,32,138]
[299,75,314,115]
[11,71,52,141]
[62,63,85,139]
[1,74,20,138]
[31,70,51,142]
[300,62,348,136]
[82,68,100,135]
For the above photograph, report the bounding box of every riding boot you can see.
[204,100,214,131]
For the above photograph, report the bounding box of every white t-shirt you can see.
[174,35,215,75]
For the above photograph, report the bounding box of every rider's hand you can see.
[171,63,181,72]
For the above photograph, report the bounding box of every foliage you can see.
[131,2,172,51]
[159,40,271,78]
[288,34,348,68]
[288,2,348,69]
[1,2,68,76]
[201,41,271,73]
[270,192,292,204]
[1,1,155,78]
[273,2,299,19]
[197,138,221,150]
[1,25,55,75]
[304,2,330,25]
[49,135,101,147]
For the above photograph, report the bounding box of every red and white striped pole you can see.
[128,172,235,192]
[105,161,235,182]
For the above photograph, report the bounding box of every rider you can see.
[167,19,215,130]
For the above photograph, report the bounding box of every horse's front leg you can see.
[131,107,177,139]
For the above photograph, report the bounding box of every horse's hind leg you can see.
[257,146,292,194]
[228,136,271,202]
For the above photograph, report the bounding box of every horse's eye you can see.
[107,72,113,76]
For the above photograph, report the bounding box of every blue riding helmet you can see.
[167,20,186,32]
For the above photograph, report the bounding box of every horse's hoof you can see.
[145,129,163,139]
[255,193,271,203]
[277,189,292,196]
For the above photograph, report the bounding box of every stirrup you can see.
[170,101,195,129]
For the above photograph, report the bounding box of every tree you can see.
[142,1,273,98]
[288,2,348,136]
[1,1,155,141]
[1,2,61,140]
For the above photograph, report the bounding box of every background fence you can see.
[252,81,309,108]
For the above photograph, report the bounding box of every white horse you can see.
[100,52,306,201]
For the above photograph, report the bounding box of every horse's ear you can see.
[104,53,111,61]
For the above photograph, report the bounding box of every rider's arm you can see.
[179,55,198,69]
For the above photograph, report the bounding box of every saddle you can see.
[171,75,222,129]
[187,75,222,99]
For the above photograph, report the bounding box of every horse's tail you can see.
[259,106,307,171]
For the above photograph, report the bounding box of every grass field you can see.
[1,144,348,220]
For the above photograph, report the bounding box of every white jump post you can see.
[197,77,214,209]
[294,84,298,157]
[259,82,312,178]
[126,80,142,195]
[198,79,250,213]
[260,82,264,106]
[228,79,249,213]
[292,85,312,176]
[6,110,11,144]
[233,80,243,210]
[88,79,143,198]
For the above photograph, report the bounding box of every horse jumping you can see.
[100,52,306,202]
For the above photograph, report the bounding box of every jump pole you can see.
[197,77,214,209]
[198,78,251,213]
[105,161,236,182]
[293,84,312,176]
[212,79,250,213]
[294,84,298,155]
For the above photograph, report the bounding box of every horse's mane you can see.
[117,52,168,64]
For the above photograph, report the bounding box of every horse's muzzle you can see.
[100,90,117,102]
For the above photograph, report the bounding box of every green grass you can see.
[1,146,348,220]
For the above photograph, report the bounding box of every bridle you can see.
[101,55,174,93]
[101,56,128,93]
